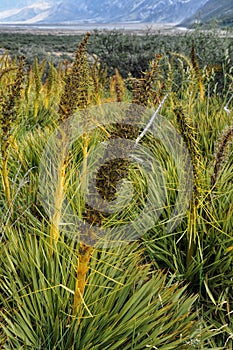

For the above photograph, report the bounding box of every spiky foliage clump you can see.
[0,226,202,350]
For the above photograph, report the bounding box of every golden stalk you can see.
[110,68,126,102]
[80,132,89,195]
[73,243,93,317]
[1,144,12,214]
[49,33,90,247]
[73,130,92,322]
[33,57,41,118]
[45,62,54,109]
[191,44,205,102]
[49,153,67,245]
[90,59,107,105]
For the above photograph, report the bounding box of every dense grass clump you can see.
[0,31,232,349]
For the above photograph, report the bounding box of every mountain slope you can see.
[181,0,233,27]
[43,0,208,24]
[0,0,208,24]
[0,3,51,23]
[124,0,208,23]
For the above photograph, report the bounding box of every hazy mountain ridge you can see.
[0,0,231,26]
[0,2,51,23]
[181,0,233,27]
[37,0,209,24]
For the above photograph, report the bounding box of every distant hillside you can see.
[42,0,208,24]
[0,0,208,25]
[0,0,232,27]
[181,0,233,27]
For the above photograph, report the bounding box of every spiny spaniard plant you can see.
[141,50,233,348]
[0,223,205,349]
[0,32,232,349]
